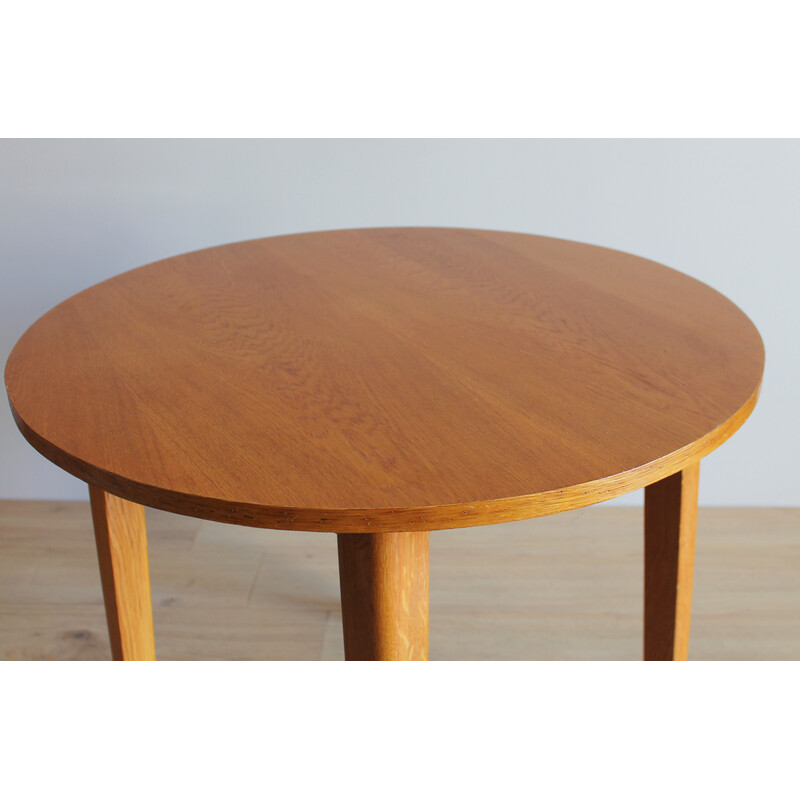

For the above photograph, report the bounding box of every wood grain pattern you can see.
[337,531,429,660]
[89,486,155,660]
[5,228,764,532]
[644,463,700,660]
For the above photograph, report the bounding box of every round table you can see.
[4,228,764,660]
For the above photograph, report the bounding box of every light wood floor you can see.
[0,501,797,660]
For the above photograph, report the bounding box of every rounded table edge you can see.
[6,379,762,534]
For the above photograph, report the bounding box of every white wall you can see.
[0,139,795,506]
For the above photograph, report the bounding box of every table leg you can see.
[336,531,429,660]
[89,485,156,660]
[644,462,700,661]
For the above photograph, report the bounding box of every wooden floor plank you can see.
[0,501,797,660]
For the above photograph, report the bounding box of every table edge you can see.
[6,380,761,533]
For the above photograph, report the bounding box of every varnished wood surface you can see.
[337,531,429,660]
[5,228,764,532]
[1,501,797,661]
[644,464,699,660]
[89,487,155,660]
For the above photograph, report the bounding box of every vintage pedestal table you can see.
[4,228,764,660]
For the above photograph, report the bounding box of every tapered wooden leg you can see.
[337,531,429,660]
[644,462,700,661]
[89,485,156,660]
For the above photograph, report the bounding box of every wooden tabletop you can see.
[5,228,764,533]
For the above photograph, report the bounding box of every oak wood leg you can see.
[337,531,429,660]
[644,462,700,661]
[89,485,156,660]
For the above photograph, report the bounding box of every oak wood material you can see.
[337,531,429,660]
[5,229,764,532]
[644,463,700,660]
[89,486,156,660]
